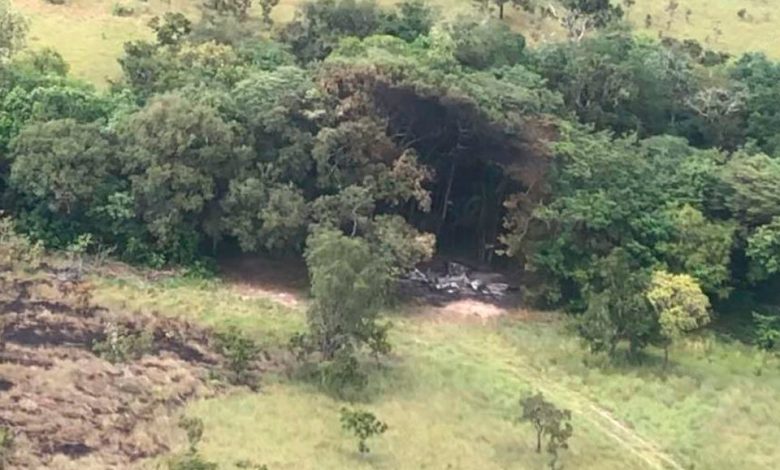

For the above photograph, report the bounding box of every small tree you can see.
[213,327,261,386]
[0,0,27,62]
[519,393,573,469]
[258,0,280,28]
[148,13,193,47]
[340,408,388,454]
[753,312,780,351]
[646,271,711,367]
[577,249,656,359]
[300,228,392,360]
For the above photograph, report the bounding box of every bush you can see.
[92,323,154,363]
[320,350,368,398]
[111,3,135,17]
[0,426,13,469]
[0,216,43,271]
[213,327,260,386]
[340,408,388,454]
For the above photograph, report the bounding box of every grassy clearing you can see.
[12,0,780,87]
[92,273,780,469]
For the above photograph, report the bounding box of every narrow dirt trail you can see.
[453,330,686,470]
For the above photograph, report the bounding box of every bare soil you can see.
[0,269,267,469]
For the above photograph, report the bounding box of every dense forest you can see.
[3,0,780,306]
[1,0,780,467]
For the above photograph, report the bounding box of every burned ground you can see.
[0,267,271,469]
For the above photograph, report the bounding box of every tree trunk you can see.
[437,158,457,237]
[499,2,504,19]
[664,346,669,369]
[536,429,542,453]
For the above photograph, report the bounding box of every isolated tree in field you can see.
[540,0,623,42]
[519,393,573,468]
[646,271,711,366]
[258,0,280,27]
[340,408,388,454]
[148,13,193,47]
[301,228,392,359]
[0,0,27,62]
[202,0,252,20]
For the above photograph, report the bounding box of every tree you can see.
[340,408,388,454]
[519,393,573,469]
[279,0,384,63]
[258,0,280,28]
[540,0,623,42]
[646,270,711,366]
[577,249,656,358]
[380,0,435,42]
[117,94,241,258]
[753,312,780,351]
[720,153,780,228]
[10,119,117,214]
[746,217,780,283]
[659,205,735,298]
[449,15,526,70]
[148,13,193,47]
[202,0,253,20]
[301,228,392,359]
[0,0,27,62]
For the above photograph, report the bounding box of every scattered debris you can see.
[400,262,515,301]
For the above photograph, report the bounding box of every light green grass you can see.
[93,273,780,469]
[13,0,780,88]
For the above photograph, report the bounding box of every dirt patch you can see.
[0,270,269,469]
[219,256,308,308]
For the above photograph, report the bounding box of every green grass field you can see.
[92,272,780,469]
[11,0,780,86]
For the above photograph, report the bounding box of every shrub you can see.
[213,327,260,386]
[0,427,13,469]
[111,3,135,17]
[340,408,388,454]
[92,323,154,363]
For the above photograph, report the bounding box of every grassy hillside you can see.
[11,0,780,86]
[89,272,780,470]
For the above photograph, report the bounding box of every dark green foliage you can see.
[519,392,573,468]
[730,53,780,156]
[753,313,780,351]
[532,32,696,138]
[449,16,526,70]
[149,13,193,47]
[10,119,117,214]
[577,249,656,357]
[117,93,240,256]
[340,408,388,454]
[380,0,435,42]
[213,326,261,386]
[279,0,384,63]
